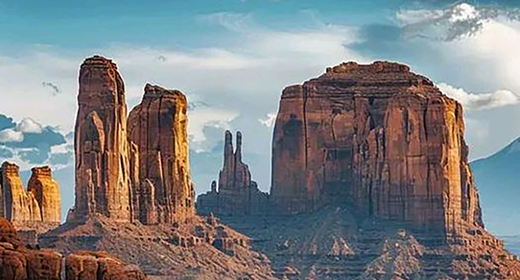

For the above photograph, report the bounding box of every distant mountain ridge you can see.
[471,137,520,237]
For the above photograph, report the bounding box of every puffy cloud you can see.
[16,118,43,133]
[438,83,519,110]
[396,3,517,41]
[0,129,24,143]
[0,114,69,166]
[258,112,277,128]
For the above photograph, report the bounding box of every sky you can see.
[1,0,520,235]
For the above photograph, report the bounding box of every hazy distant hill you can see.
[471,138,520,237]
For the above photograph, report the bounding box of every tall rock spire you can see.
[127,84,194,224]
[74,55,132,222]
[27,166,61,223]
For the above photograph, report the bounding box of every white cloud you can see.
[0,129,24,143]
[16,118,43,133]
[396,3,513,41]
[188,108,238,146]
[438,83,519,111]
[259,112,277,128]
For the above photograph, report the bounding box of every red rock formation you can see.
[219,131,251,191]
[197,131,269,215]
[65,251,147,280]
[270,61,482,235]
[27,166,61,224]
[0,218,149,280]
[128,84,194,224]
[74,55,132,222]
[0,162,42,223]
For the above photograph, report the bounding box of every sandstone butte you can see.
[271,61,482,237]
[128,84,195,224]
[0,162,61,229]
[0,217,147,280]
[197,130,269,215]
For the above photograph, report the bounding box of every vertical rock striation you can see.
[127,84,194,224]
[197,131,269,215]
[74,55,132,222]
[27,167,61,224]
[0,162,42,223]
[270,61,482,235]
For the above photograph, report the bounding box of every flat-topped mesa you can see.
[271,61,482,236]
[128,84,194,224]
[74,55,132,222]
[197,131,268,215]
[27,166,61,224]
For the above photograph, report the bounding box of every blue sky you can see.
[1,0,520,235]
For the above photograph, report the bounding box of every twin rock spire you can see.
[73,55,194,224]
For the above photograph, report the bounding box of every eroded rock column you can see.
[74,55,132,222]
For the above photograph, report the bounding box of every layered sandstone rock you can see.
[128,84,194,224]
[66,251,147,280]
[74,55,132,222]
[0,218,149,280]
[0,162,42,223]
[27,166,61,224]
[270,61,482,236]
[197,131,269,215]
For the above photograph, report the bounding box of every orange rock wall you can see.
[270,62,483,234]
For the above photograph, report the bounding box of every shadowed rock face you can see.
[197,131,269,215]
[128,84,194,224]
[271,61,482,235]
[27,166,61,223]
[74,55,132,222]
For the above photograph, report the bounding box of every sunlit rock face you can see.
[270,61,482,235]
[128,84,195,224]
[74,55,132,222]
[0,162,42,223]
[27,166,61,224]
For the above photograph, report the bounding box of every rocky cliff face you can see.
[271,61,482,235]
[197,131,269,215]
[0,162,42,223]
[128,84,194,224]
[74,55,132,222]
[27,167,61,224]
